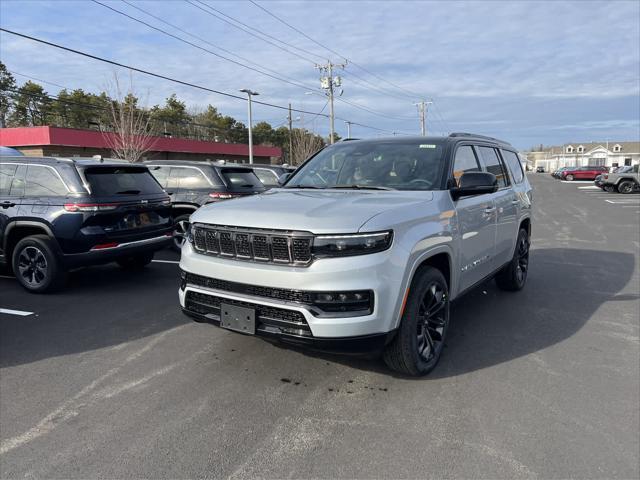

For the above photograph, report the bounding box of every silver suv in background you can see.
[601,164,640,194]
[179,134,532,376]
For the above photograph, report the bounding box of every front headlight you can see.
[312,230,393,258]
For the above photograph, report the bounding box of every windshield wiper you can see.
[331,185,395,191]
[116,189,141,194]
[285,185,325,189]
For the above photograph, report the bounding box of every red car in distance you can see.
[561,166,608,181]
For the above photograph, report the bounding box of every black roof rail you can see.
[448,132,511,145]
[341,138,360,142]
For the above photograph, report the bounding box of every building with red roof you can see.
[0,126,282,164]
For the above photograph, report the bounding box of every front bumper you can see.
[178,241,408,340]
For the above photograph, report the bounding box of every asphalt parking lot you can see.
[1,174,638,479]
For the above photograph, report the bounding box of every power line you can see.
[248,0,423,100]
[0,28,327,118]
[1,31,407,137]
[186,0,320,65]
[92,0,318,93]
[121,0,317,92]
[8,71,68,90]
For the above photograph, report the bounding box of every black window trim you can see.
[499,148,525,185]
[473,144,511,190]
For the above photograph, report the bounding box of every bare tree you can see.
[291,118,324,165]
[103,73,156,162]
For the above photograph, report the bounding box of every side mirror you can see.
[451,172,498,200]
[278,173,291,186]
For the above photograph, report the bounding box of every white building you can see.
[528,141,640,172]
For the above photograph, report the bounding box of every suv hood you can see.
[190,189,433,233]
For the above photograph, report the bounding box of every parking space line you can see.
[605,200,640,204]
[578,186,600,189]
[152,259,180,264]
[0,308,34,316]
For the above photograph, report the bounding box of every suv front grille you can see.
[185,290,311,336]
[191,224,313,265]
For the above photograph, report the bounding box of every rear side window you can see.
[148,166,170,187]
[253,168,279,187]
[0,164,17,196]
[452,146,481,186]
[476,146,509,188]
[24,165,68,196]
[501,150,524,184]
[167,167,211,189]
[84,167,165,196]
[219,169,263,190]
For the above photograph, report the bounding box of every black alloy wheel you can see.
[416,282,448,363]
[17,246,48,288]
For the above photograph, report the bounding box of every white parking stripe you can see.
[578,186,600,189]
[0,308,34,316]
[152,259,180,264]
[605,200,640,204]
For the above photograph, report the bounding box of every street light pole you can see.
[345,120,352,139]
[240,88,259,164]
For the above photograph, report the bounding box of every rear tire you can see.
[171,214,190,252]
[383,266,450,376]
[495,228,530,291]
[617,180,636,194]
[116,252,154,270]
[12,235,67,293]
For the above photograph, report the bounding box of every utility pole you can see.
[316,60,346,144]
[288,103,293,164]
[344,120,352,139]
[414,100,433,136]
[239,88,259,164]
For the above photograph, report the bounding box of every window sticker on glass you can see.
[419,144,437,149]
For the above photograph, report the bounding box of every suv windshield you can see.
[286,140,447,190]
[84,166,165,195]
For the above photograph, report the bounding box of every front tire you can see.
[565,174,574,181]
[383,266,450,376]
[495,228,530,291]
[116,252,154,270]
[12,235,67,293]
[617,180,636,194]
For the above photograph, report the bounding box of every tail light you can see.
[91,242,119,250]
[208,192,240,199]
[603,174,609,179]
[64,203,118,212]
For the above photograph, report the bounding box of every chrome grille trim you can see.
[192,223,313,266]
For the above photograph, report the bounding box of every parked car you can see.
[595,166,630,191]
[559,166,608,181]
[179,133,532,376]
[0,157,173,292]
[601,164,640,194]
[536,166,545,173]
[551,167,572,178]
[144,160,266,250]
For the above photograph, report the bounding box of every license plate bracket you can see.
[220,303,256,335]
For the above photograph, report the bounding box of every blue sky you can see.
[1,0,639,149]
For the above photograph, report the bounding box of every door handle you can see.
[1,201,16,209]
[511,200,520,205]
[483,207,496,213]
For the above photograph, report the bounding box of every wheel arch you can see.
[4,221,58,260]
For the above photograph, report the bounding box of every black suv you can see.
[144,160,265,250]
[0,157,173,292]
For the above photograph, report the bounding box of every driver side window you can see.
[452,146,480,186]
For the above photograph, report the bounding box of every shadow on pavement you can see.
[0,261,187,368]
[270,247,637,378]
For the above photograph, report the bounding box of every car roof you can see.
[328,133,513,148]
[143,159,286,170]
[0,156,146,168]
